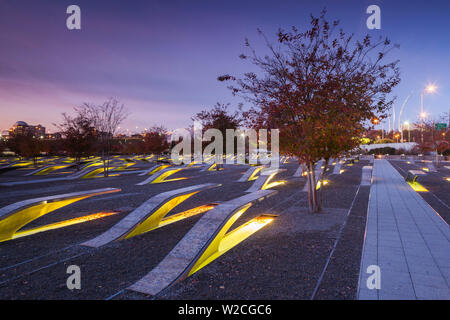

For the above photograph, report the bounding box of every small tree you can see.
[192,103,242,156]
[57,112,97,169]
[219,10,400,212]
[79,98,128,177]
[142,126,169,155]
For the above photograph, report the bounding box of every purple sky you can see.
[1,0,449,134]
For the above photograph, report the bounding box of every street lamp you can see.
[404,121,410,143]
[420,84,436,143]
[398,92,413,141]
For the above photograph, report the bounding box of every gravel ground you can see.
[130,160,368,300]
[0,158,369,300]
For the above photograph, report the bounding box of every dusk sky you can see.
[1,0,449,134]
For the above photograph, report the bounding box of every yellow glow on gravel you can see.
[407,181,428,192]
[12,212,119,240]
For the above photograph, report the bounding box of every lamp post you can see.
[404,121,410,143]
[420,85,436,143]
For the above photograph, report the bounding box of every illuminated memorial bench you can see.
[82,183,220,248]
[246,168,286,192]
[138,164,171,176]
[0,165,121,187]
[201,163,224,172]
[0,188,120,242]
[425,162,437,172]
[127,189,277,296]
[136,167,188,185]
[332,161,343,174]
[302,161,325,192]
[360,166,373,186]
[293,165,306,177]
[238,165,264,182]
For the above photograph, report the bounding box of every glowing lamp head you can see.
[425,85,436,93]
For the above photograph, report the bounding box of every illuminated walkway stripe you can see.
[82,183,220,248]
[238,166,264,182]
[246,168,286,193]
[0,188,120,242]
[358,159,450,300]
[128,189,277,296]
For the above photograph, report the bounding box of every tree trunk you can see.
[306,161,321,213]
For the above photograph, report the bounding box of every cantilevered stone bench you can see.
[360,166,373,186]
[238,166,264,181]
[246,168,286,192]
[82,183,220,248]
[127,189,277,296]
[426,162,437,172]
[136,167,186,185]
[0,165,119,187]
[407,156,415,165]
[332,162,342,174]
[302,161,324,192]
[137,164,171,176]
[0,188,120,242]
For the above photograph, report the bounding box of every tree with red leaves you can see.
[219,10,400,212]
[142,126,170,155]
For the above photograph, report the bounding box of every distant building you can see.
[0,130,9,140]
[9,121,46,138]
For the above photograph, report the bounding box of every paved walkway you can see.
[358,159,450,300]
